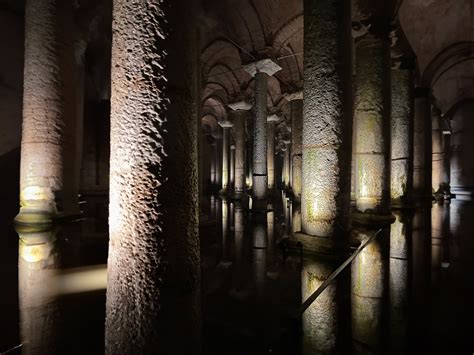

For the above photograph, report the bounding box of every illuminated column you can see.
[16,0,64,225]
[220,121,233,191]
[106,0,200,353]
[432,107,444,194]
[229,144,235,189]
[351,228,389,353]
[301,0,352,237]
[221,199,231,264]
[210,140,217,186]
[214,133,223,188]
[288,92,303,202]
[18,228,60,354]
[233,201,245,290]
[229,101,251,196]
[267,114,279,191]
[389,211,411,353]
[391,60,415,207]
[243,59,282,205]
[353,11,392,217]
[282,139,291,188]
[443,134,451,192]
[413,87,432,201]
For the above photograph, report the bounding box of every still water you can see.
[0,194,473,354]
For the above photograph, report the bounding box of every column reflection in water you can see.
[292,202,302,235]
[252,210,267,303]
[411,206,431,341]
[221,199,231,265]
[18,228,60,355]
[389,211,412,354]
[431,202,444,286]
[210,195,216,221]
[302,255,349,355]
[351,228,389,354]
[267,207,276,272]
[233,201,246,291]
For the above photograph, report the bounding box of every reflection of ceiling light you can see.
[441,116,452,135]
[441,262,450,268]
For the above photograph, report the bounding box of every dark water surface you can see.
[1,195,473,354]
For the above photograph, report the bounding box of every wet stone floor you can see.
[0,193,473,354]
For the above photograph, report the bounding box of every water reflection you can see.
[351,227,389,354]
[18,228,61,355]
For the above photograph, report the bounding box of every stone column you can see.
[16,0,64,225]
[243,59,282,206]
[267,114,279,191]
[300,0,353,238]
[391,62,415,207]
[220,121,233,191]
[106,0,200,353]
[413,87,432,201]
[443,133,451,194]
[287,92,303,202]
[229,144,235,189]
[432,107,444,194]
[353,13,392,220]
[210,140,217,186]
[229,101,252,197]
[282,140,291,189]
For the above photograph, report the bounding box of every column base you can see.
[352,210,395,227]
[291,232,351,256]
[14,207,54,227]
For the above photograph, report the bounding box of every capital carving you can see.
[243,59,282,77]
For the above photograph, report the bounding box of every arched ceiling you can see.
[400,0,474,111]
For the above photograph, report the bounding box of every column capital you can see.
[243,59,282,77]
[285,91,303,101]
[230,144,236,150]
[228,101,252,111]
[218,120,234,128]
[267,113,281,122]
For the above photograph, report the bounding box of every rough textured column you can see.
[229,144,235,189]
[220,121,233,191]
[282,140,291,188]
[432,107,444,193]
[228,103,251,196]
[106,0,200,353]
[413,87,432,201]
[353,18,392,217]
[288,93,303,202]
[243,59,281,205]
[16,0,64,225]
[267,114,279,191]
[301,0,353,237]
[391,67,414,207]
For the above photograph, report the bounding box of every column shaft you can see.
[354,31,391,214]
[17,0,64,224]
[106,0,200,353]
[253,72,268,201]
[432,110,444,193]
[301,0,353,237]
[391,68,414,205]
[291,99,303,202]
[234,111,246,195]
[267,121,276,190]
[413,88,432,200]
[222,127,230,190]
[229,145,235,189]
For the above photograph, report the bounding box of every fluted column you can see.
[301,0,353,237]
[220,121,233,191]
[287,92,303,202]
[243,59,282,206]
[16,0,64,225]
[413,87,432,201]
[391,61,415,207]
[106,0,200,353]
[353,10,392,220]
[228,101,252,197]
[432,107,444,194]
[267,114,279,191]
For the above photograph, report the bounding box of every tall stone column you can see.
[210,140,217,186]
[282,139,291,189]
[106,0,200,353]
[413,87,432,201]
[243,59,282,206]
[443,133,451,193]
[288,92,303,202]
[16,0,64,225]
[353,10,392,220]
[229,144,235,189]
[432,107,444,194]
[220,121,233,191]
[267,114,279,191]
[228,101,252,197]
[300,0,353,238]
[391,60,415,207]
